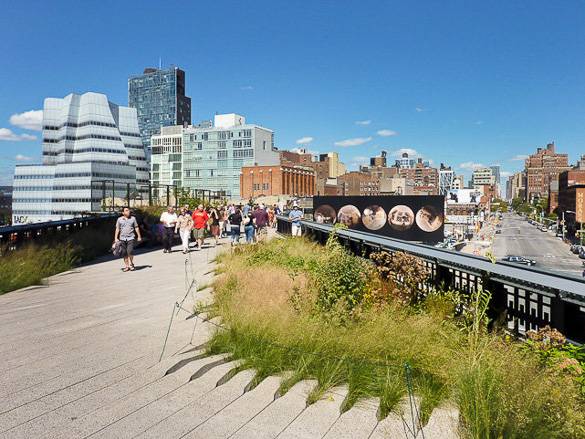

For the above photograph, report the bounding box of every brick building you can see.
[557,156,585,239]
[239,164,315,199]
[337,172,380,196]
[398,158,439,195]
[525,142,570,202]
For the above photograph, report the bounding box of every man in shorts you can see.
[114,207,142,271]
[252,204,269,242]
[288,204,303,237]
[191,204,209,250]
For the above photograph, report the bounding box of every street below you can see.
[492,213,584,277]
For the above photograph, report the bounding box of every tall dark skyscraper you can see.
[128,66,191,149]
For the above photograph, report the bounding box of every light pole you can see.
[562,210,575,242]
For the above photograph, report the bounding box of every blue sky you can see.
[2,0,585,185]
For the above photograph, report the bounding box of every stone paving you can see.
[0,237,459,438]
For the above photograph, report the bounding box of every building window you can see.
[263,140,267,151]
[218,141,226,149]
[197,142,202,150]
[218,150,228,159]
[233,140,243,148]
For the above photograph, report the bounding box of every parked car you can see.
[570,244,581,254]
[501,255,537,266]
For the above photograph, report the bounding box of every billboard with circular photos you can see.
[313,195,445,243]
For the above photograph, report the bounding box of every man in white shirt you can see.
[160,206,178,253]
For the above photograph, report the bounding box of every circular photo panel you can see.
[337,205,361,227]
[362,205,387,231]
[314,204,336,224]
[388,205,415,231]
[416,205,444,232]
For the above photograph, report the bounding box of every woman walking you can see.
[175,207,194,254]
[208,206,221,246]
[228,206,243,246]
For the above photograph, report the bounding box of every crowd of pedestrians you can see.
[113,201,298,271]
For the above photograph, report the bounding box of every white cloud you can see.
[334,136,372,147]
[501,171,512,178]
[510,154,528,161]
[391,148,418,157]
[9,110,43,131]
[15,154,32,161]
[459,161,485,170]
[0,128,37,141]
[475,120,484,125]
[355,120,371,126]
[240,85,253,90]
[377,129,398,137]
[296,136,314,145]
[415,107,426,112]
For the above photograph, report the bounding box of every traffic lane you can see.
[494,215,583,275]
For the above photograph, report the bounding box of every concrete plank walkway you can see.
[0,236,460,438]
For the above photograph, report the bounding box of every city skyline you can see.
[2,0,585,185]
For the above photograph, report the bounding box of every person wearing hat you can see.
[288,204,303,237]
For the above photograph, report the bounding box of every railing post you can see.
[166,186,170,207]
[126,183,130,208]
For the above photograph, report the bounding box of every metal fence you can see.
[0,214,118,252]
[277,216,585,344]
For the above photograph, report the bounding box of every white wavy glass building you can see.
[12,92,148,224]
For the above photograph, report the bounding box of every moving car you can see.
[501,255,537,266]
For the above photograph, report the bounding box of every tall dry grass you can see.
[207,237,585,438]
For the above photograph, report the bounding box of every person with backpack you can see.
[228,205,243,246]
[114,207,142,271]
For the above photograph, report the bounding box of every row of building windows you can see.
[44,133,123,143]
[43,147,128,156]
[233,149,254,158]
[44,120,117,130]
[14,198,102,203]
[252,183,270,191]
[13,185,92,191]
[15,172,134,180]
[151,145,182,154]
[128,155,147,161]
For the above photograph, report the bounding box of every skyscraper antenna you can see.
[159,57,162,69]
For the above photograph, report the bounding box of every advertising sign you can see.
[313,195,445,243]
[446,189,481,205]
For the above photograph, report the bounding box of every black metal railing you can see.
[0,214,117,252]
[276,216,585,344]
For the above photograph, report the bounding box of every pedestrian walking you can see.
[191,204,209,250]
[160,206,178,253]
[114,207,142,271]
[252,204,269,242]
[289,204,303,237]
[208,206,221,246]
[228,206,243,245]
[219,206,228,238]
[175,207,194,254]
[243,208,255,244]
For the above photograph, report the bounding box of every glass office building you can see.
[182,114,279,198]
[128,66,191,150]
[12,92,146,224]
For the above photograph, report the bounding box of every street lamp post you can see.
[562,210,576,242]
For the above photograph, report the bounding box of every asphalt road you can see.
[492,213,584,277]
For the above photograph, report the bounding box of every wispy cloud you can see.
[334,136,372,147]
[15,154,32,161]
[9,110,43,131]
[501,171,512,178]
[355,120,371,126]
[391,148,418,157]
[510,154,528,161]
[296,136,314,145]
[475,120,484,125]
[377,129,398,137]
[459,161,485,170]
[415,107,426,112]
[240,85,253,90]
[0,128,37,141]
